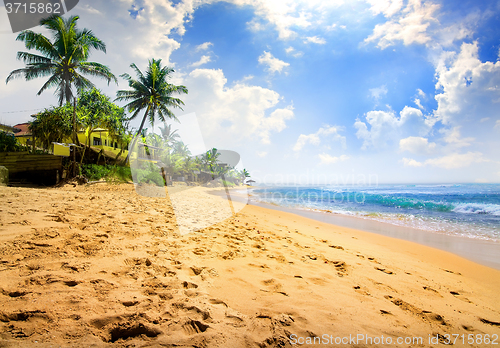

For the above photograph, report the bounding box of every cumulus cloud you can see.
[399,136,436,155]
[318,154,349,165]
[258,51,290,74]
[366,0,404,17]
[196,42,213,51]
[285,46,304,57]
[439,126,474,148]
[304,36,326,44]
[369,85,388,101]
[180,68,294,147]
[434,42,500,125]
[239,0,312,40]
[413,98,424,109]
[354,106,431,149]
[293,125,346,151]
[402,157,424,167]
[364,0,478,50]
[364,0,440,49]
[403,152,488,169]
[190,55,211,67]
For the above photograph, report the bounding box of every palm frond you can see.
[78,61,117,85]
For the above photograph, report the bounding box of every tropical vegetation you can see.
[3,14,252,185]
[134,129,250,186]
[115,58,188,162]
[6,15,116,105]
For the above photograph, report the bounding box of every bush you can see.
[81,164,111,181]
[0,132,25,152]
[114,166,132,182]
[80,164,132,182]
[134,162,164,186]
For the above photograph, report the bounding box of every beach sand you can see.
[0,183,499,347]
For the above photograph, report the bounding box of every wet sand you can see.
[248,200,500,270]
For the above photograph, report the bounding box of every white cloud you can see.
[293,125,346,151]
[369,85,388,101]
[180,68,294,147]
[318,153,349,165]
[246,18,265,32]
[439,126,474,148]
[196,42,213,51]
[365,0,440,49]
[417,88,426,98]
[242,0,312,40]
[413,97,424,109]
[399,136,436,155]
[434,42,500,125]
[293,134,321,151]
[403,152,487,169]
[304,36,326,44]
[496,120,500,130]
[480,117,490,123]
[366,0,404,17]
[285,46,304,57]
[402,157,424,167]
[354,106,431,149]
[257,151,268,157]
[260,106,295,144]
[190,55,211,67]
[426,152,487,169]
[258,51,290,74]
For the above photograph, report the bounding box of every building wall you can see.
[15,127,129,158]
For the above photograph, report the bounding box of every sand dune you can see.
[0,183,499,347]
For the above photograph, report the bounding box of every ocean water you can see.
[249,184,500,243]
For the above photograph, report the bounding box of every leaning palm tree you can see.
[116,59,188,162]
[6,15,117,105]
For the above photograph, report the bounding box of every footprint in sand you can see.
[375,267,394,275]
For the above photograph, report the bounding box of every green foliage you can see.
[80,164,132,182]
[114,166,132,182]
[116,59,188,163]
[78,88,127,140]
[0,132,24,152]
[134,162,164,186]
[30,104,74,150]
[80,164,111,181]
[6,15,116,105]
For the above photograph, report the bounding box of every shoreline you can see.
[238,192,500,270]
[1,183,500,347]
[215,186,500,270]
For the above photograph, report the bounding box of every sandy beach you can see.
[1,183,499,347]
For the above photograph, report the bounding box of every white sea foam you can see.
[452,203,500,216]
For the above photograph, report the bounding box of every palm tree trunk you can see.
[124,107,150,164]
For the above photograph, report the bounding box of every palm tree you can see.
[240,168,251,184]
[6,15,117,105]
[172,141,191,157]
[201,148,222,180]
[159,123,180,147]
[115,59,188,162]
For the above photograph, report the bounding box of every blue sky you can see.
[1,0,500,184]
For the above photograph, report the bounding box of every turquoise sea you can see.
[250,184,500,243]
